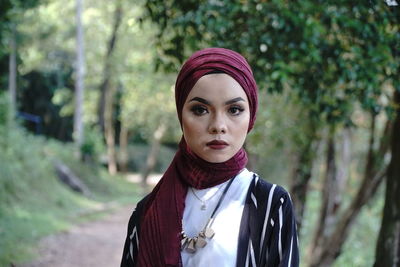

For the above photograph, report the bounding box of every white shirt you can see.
[181,168,253,267]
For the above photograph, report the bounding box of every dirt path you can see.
[18,205,135,267]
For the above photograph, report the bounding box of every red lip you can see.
[206,140,228,149]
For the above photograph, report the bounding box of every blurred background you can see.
[0,0,399,266]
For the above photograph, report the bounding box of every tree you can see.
[12,1,76,141]
[0,0,41,125]
[98,0,123,174]
[374,4,400,266]
[142,0,399,265]
[93,1,178,175]
[8,23,16,125]
[74,0,85,155]
[14,0,179,178]
[119,60,178,185]
[374,90,400,267]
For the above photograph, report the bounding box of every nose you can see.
[208,113,227,134]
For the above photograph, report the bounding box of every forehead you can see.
[187,73,248,102]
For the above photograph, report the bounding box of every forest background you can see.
[0,0,399,266]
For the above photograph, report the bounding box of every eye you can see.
[228,105,245,116]
[190,105,208,116]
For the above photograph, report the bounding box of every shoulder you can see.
[127,194,151,228]
[256,175,290,198]
[121,194,151,266]
[136,194,151,212]
[247,172,293,211]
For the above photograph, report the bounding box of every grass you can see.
[0,123,384,266]
[0,126,142,266]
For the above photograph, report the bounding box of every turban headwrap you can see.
[137,48,259,267]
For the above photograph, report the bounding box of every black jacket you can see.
[121,174,299,267]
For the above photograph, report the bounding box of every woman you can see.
[121,48,299,267]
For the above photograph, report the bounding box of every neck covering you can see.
[137,48,258,267]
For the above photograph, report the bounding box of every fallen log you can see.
[53,160,91,198]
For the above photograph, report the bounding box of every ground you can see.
[16,174,162,267]
[17,205,134,267]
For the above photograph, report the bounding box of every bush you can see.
[0,123,139,265]
[0,92,8,126]
[80,125,106,164]
[125,143,176,173]
[0,126,85,265]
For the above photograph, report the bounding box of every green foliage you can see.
[333,191,383,267]
[0,127,81,265]
[125,143,176,173]
[15,0,180,145]
[0,0,41,90]
[0,123,139,265]
[299,181,384,267]
[116,9,181,143]
[0,125,139,266]
[18,68,74,140]
[0,92,8,126]
[144,0,399,126]
[143,1,399,265]
[247,90,298,185]
[80,125,106,162]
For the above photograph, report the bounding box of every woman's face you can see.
[182,73,250,163]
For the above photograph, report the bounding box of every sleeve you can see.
[266,192,299,267]
[120,208,141,267]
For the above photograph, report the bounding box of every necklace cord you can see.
[210,177,235,219]
[181,176,236,252]
[190,183,224,206]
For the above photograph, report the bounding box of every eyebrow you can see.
[189,97,211,105]
[189,97,245,105]
[225,97,246,105]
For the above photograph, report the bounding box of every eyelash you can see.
[228,106,245,115]
[190,105,208,116]
[190,105,245,116]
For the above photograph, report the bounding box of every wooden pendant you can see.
[186,238,196,253]
[204,227,215,239]
[196,236,207,248]
[181,237,188,249]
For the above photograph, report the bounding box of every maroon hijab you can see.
[137,48,258,267]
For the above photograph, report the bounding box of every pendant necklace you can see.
[190,185,224,210]
[181,177,235,253]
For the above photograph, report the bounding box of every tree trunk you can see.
[98,0,123,174]
[308,126,350,264]
[290,123,319,232]
[310,115,392,267]
[141,123,166,187]
[97,0,123,134]
[310,129,338,257]
[374,89,400,267]
[336,127,351,210]
[119,122,129,173]
[73,0,85,155]
[105,84,117,174]
[8,23,17,125]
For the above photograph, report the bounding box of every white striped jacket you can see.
[121,174,299,267]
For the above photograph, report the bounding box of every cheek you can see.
[236,126,248,142]
[234,115,250,143]
[182,116,201,139]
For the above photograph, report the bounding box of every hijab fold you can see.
[137,48,258,267]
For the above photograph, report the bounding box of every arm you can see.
[121,195,150,267]
[266,193,299,267]
[120,208,140,267]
